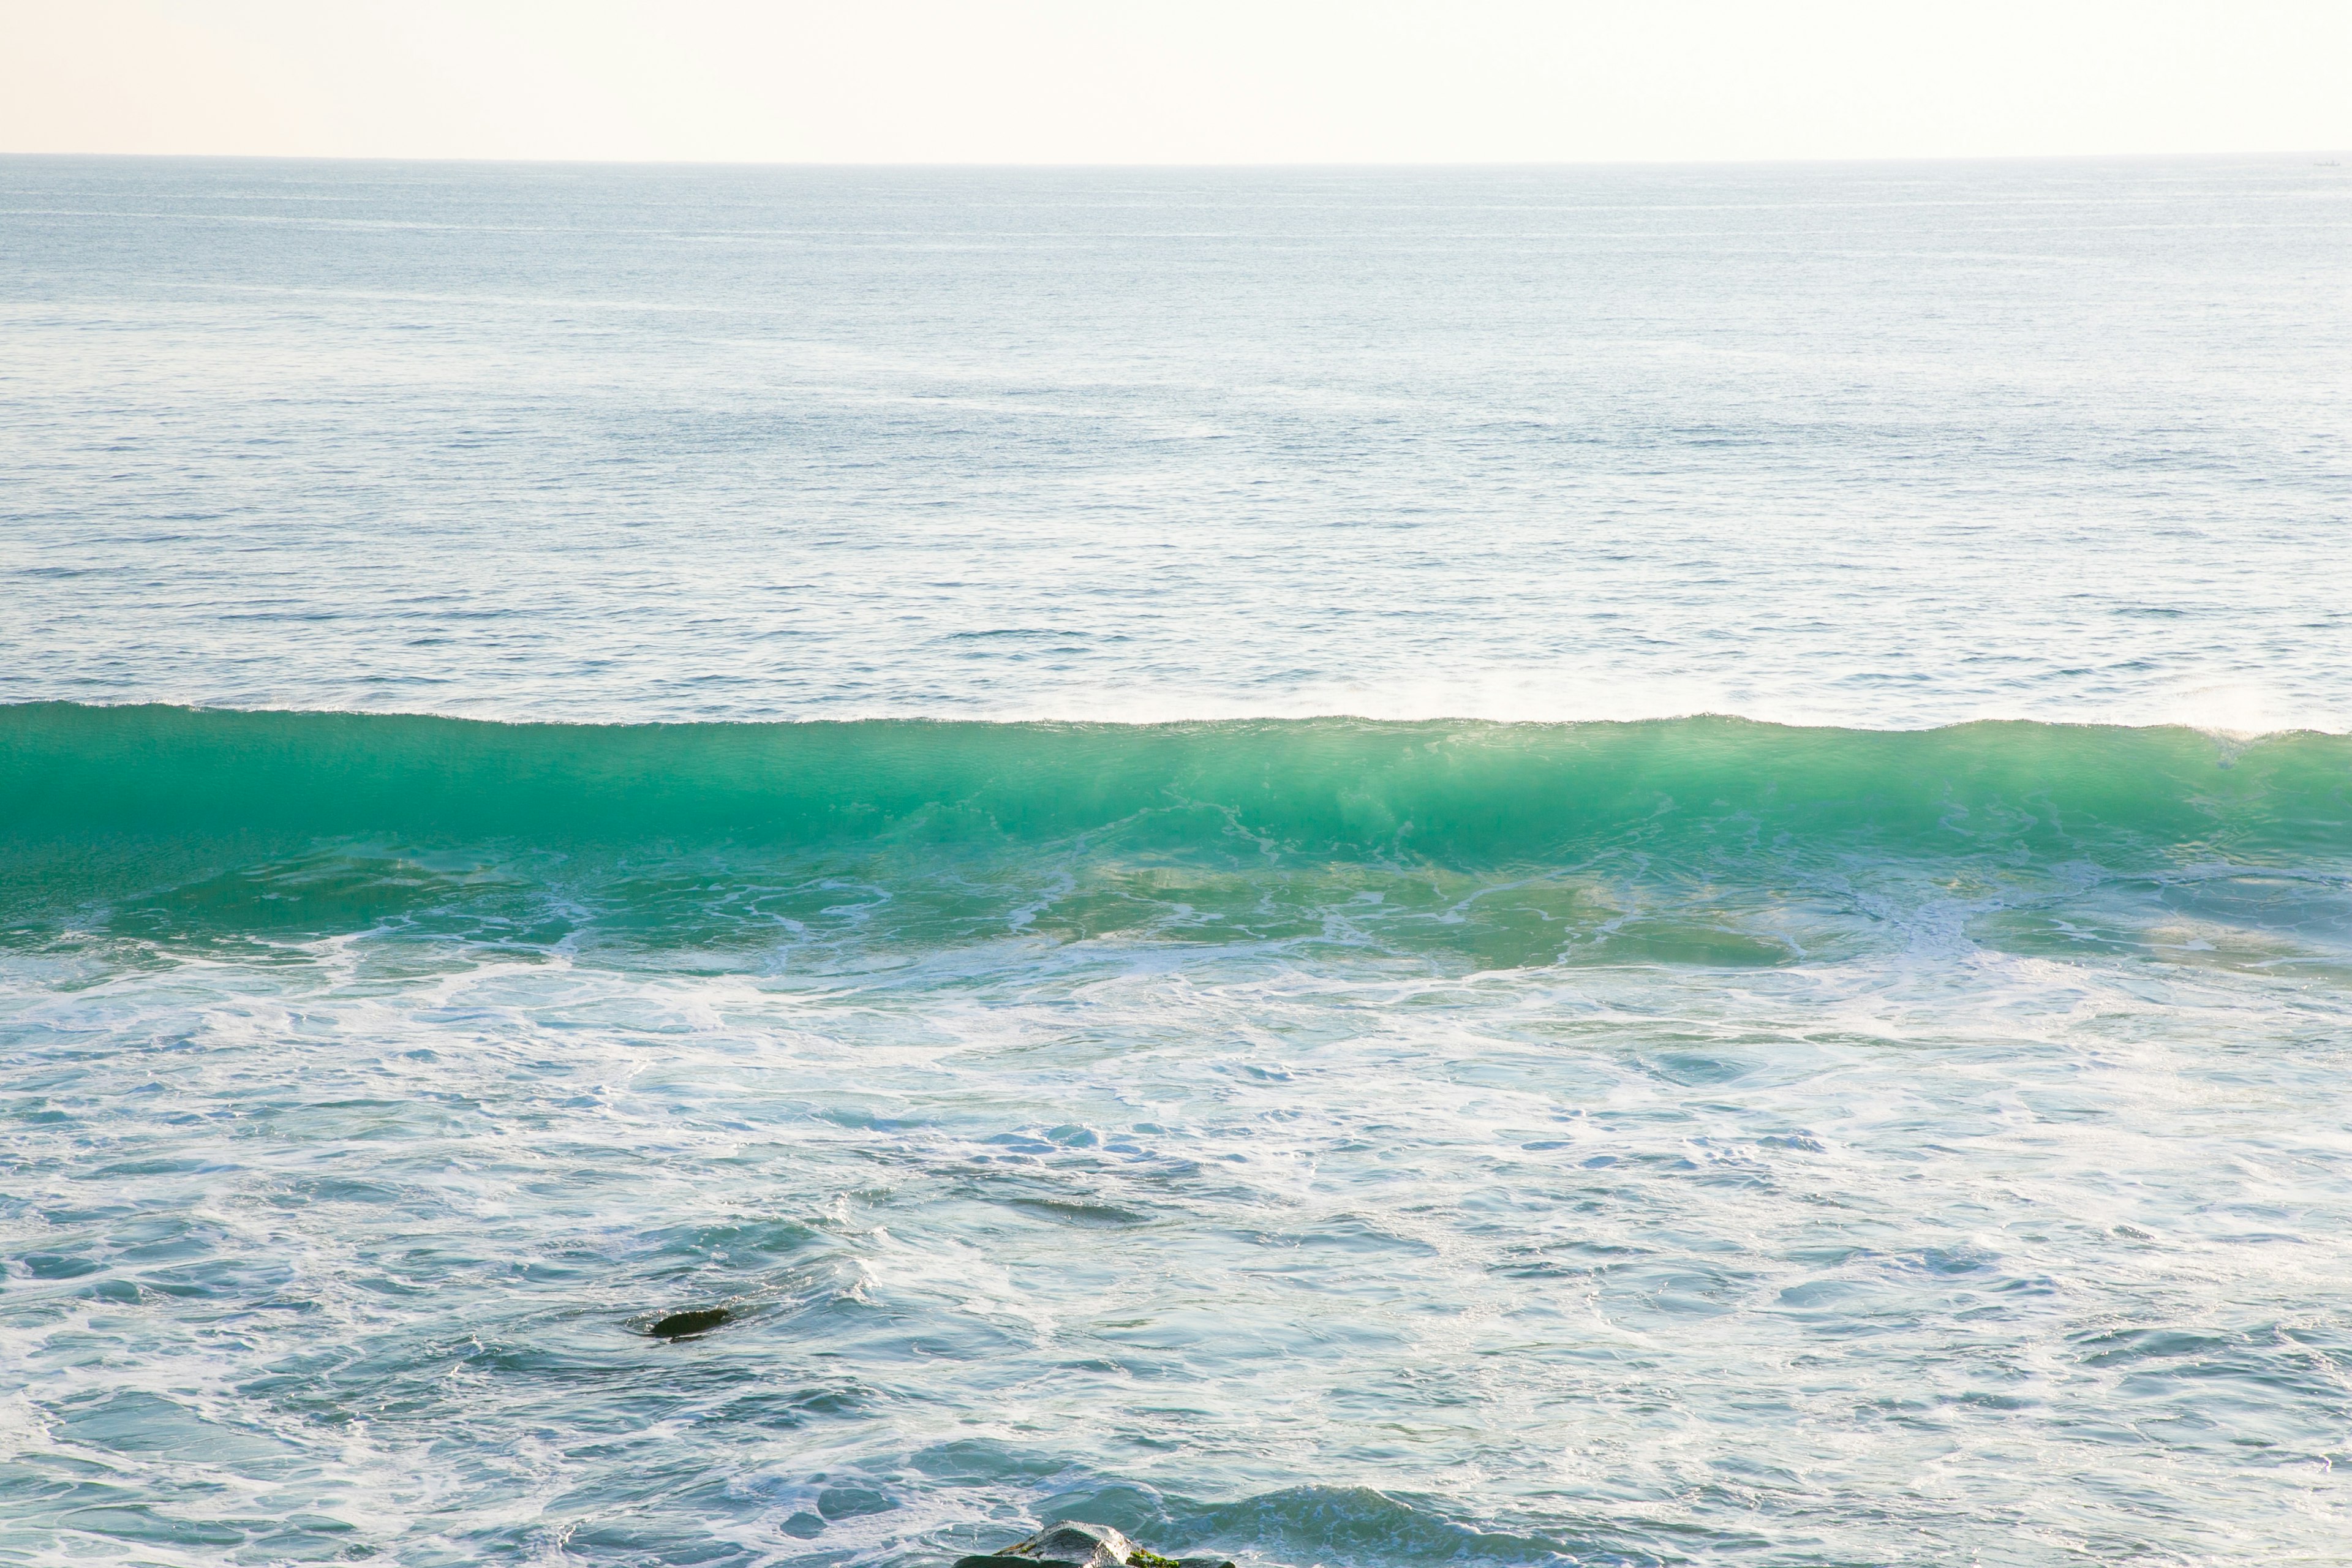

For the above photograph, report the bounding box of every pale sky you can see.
[2,0,2348,164]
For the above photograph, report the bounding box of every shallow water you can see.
[3,158,2351,1566]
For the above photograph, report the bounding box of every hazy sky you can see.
[4,0,2348,164]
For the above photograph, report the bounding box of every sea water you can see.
[1,157,2349,1566]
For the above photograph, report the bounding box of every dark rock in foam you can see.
[954,1520,1232,1568]
[649,1307,729,1338]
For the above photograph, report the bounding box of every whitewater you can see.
[3,157,2350,1566]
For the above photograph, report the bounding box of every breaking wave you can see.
[5,703,2346,964]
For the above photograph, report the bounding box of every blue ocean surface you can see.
[2,157,2350,1566]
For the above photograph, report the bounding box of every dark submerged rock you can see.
[954,1520,1231,1568]
[649,1306,730,1338]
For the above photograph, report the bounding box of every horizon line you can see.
[5,148,2348,172]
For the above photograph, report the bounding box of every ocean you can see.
[2,156,2349,1566]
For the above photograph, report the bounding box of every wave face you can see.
[7,703,2348,970]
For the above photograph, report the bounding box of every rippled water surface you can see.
[4,156,2348,728]
[3,158,2351,1566]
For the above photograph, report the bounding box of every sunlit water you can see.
[6,156,2348,731]
[2,157,2350,1566]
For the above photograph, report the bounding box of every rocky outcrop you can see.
[954,1520,1232,1568]
[649,1307,730,1338]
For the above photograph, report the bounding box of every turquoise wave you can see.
[6,703,2347,962]
[8,701,2345,858]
